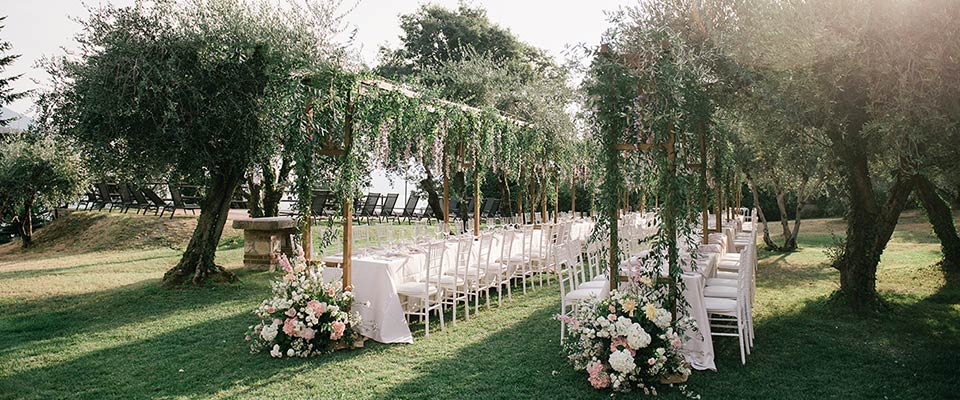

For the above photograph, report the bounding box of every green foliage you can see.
[0,136,85,220]
[0,16,29,127]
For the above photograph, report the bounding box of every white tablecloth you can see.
[622,248,717,371]
[320,222,595,344]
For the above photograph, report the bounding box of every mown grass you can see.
[0,210,957,399]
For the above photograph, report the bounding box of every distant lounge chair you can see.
[168,184,202,219]
[130,185,157,215]
[141,187,174,217]
[397,194,419,222]
[95,183,120,212]
[481,198,500,219]
[376,193,399,222]
[358,193,380,223]
[76,187,100,210]
[117,183,144,214]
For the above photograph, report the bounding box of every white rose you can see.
[270,344,282,358]
[260,322,278,342]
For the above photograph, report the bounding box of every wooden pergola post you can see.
[302,216,313,262]
[664,124,679,322]
[341,92,355,289]
[473,168,481,236]
[442,153,450,233]
[570,175,577,218]
[554,175,560,223]
[699,122,709,244]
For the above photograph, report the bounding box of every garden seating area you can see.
[1,0,958,398]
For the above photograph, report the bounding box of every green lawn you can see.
[0,211,958,399]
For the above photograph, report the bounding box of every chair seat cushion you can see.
[396,282,439,296]
[707,277,737,287]
[438,275,465,287]
[715,271,739,280]
[591,275,607,282]
[704,285,738,299]
[579,280,608,290]
[564,288,604,302]
[704,296,737,313]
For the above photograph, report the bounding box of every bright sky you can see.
[2,0,635,194]
[2,0,636,115]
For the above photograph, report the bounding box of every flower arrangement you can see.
[246,252,363,357]
[559,289,692,393]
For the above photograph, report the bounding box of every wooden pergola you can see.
[301,77,529,290]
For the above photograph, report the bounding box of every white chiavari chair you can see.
[396,241,446,336]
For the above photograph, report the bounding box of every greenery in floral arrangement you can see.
[559,289,693,393]
[246,251,364,357]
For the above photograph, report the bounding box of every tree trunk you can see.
[18,197,33,248]
[773,178,794,249]
[782,176,811,252]
[246,172,264,218]
[915,174,960,278]
[260,156,290,218]
[745,172,778,250]
[419,160,442,219]
[162,170,242,287]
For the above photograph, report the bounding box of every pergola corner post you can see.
[341,91,355,290]
[699,121,709,245]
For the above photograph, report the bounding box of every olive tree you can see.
[38,0,345,286]
[0,136,85,248]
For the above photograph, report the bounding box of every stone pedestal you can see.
[232,217,298,271]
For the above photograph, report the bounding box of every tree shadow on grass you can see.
[0,253,176,280]
[709,293,960,400]
[0,269,274,356]
[0,311,350,400]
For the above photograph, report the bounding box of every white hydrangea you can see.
[608,349,636,374]
[654,308,672,329]
[626,323,651,349]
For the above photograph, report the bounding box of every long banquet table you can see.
[322,221,595,344]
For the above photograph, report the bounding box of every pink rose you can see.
[648,358,656,366]
[330,320,346,340]
[328,288,336,297]
[607,314,617,321]
[245,335,251,341]
[300,327,316,340]
[266,306,276,314]
[672,337,682,348]
[283,318,298,336]
[285,308,297,318]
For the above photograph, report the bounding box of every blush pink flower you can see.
[610,337,635,355]
[300,327,316,340]
[279,255,293,273]
[266,306,276,314]
[648,357,656,366]
[671,337,682,349]
[306,300,327,315]
[587,362,610,389]
[607,314,617,322]
[283,318,298,336]
[330,320,346,340]
[285,307,298,318]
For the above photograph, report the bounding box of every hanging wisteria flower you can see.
[247,253,364,358]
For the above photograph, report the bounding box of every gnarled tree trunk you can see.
[915,174,960,280]
[162,169,243,287]
[18,197,33,248]
[745,172,777,250]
